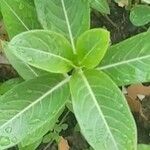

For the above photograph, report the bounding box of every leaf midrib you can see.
[60,0,76,54]
[80,70,119,150]
[98,54,150,70]
[0,77,70,130]
[1,0,29,31]
[10,45,76,68]
[80,41,101,64]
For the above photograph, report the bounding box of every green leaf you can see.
[0,0,43,80]
[18,138,42,150]
[142,0,150,4]
[0,0,41,39]
[138,144,150,150]
[0,78,23,95]
[130,5,150,26]
[98,32,150,86]
[0,11,2,20]
[90,0,110,14]
[4,45,48,80]
[70,69,137,150]
[20,106,64,146]
[0,74,70,149]
[4,30,75,74]
[76,29,110,68]
[43,133,53,143]
[34,0,90,54]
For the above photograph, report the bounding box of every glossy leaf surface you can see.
[34,0,90,54]
[18,138,42,150]
[0,78,23,95]
[70,69,136,150]
[98,32,150,86]
[5,30,75,73]
[0,74,70,149]
[4,47,46,80]
[90,0,110,14]
[0,0,43,79]
[76,29,110,68]
[0,0,41,38]
[130,5,150,26]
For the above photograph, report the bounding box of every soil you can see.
[1,2,150,150]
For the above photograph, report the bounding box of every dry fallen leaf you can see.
[126,95,141,113]
[58,137,70,150]
[0,54,9,65]
[117,0,128,7]
[127,84,150,100]
[0,20,8,52]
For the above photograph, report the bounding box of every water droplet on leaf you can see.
[5,127,12,133]
[19,3,24,9]
[30,119,41,126]
[11,137,17,143]
[52,111,56,115]
[14,93,18,98]
[19,49,25,55]
[119,104,123,108]
[27,56,33,62]
[27,89,32,93]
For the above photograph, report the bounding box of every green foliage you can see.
[34,0,90,46]
[76,29,110,68]
[18,138,42,150]
[3,30,75,73]
[43,123,68,144]
[142,0,150,4]
[0,78,23,95]
[90,0,110,14]
[70,70,136,150]
[4,46,48,80]
[0,74,69,149]
[130,5,150,26]
[137,144,150,150]
[1,0,150,150]
[0,12,2,20]
[98,32,150,86]
[0,0,44,80]
[0,0,41,39]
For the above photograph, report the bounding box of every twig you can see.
[104,15,119,29]
[43,141,53,150]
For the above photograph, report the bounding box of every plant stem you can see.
[104,15,119,29]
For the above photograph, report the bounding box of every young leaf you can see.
[4,30,75,74]
[0,74,70,149]
[76,29,110,68]
[90,0,110,14]
[130,5,150,26]
[70,69,137,150]
[34,0,90,54]
[98,32,150,86]
[0,0,41,38]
